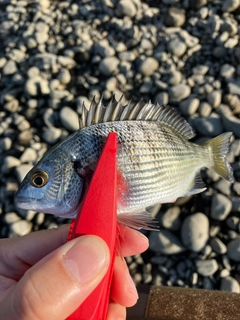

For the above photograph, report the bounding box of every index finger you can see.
[0,224,69,280]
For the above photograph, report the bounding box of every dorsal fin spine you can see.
[79,96,196,139]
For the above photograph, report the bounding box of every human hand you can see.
[0,224,148,320]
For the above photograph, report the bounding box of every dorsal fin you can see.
[78,95,195,139]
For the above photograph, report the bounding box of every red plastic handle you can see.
[67,132,118,320]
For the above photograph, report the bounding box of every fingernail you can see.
[63,236,109,284]
[125,270,139,300]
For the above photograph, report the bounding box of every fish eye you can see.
[30,170,49,188]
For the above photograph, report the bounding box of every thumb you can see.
[2,235,110,320]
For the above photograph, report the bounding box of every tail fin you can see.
[204,132,234,182]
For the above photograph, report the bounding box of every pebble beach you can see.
[1,0,240,295]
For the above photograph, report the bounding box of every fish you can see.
[15,96,234,229]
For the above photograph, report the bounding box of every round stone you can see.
[195,259,218,277]
[161,206,181,231]
[149,229,185,254]
[222,0,240,12]
[169,84,191,101]
[3,156,21,172]
[99,57,120,76]
[167,38,187,57]
[42,127,62,144]
[220,64,235,78]
[115,0,137,18]
[211,194,232,221]
[57,68,71,84]
[210,237,227,254]
[165,7,186,27]
[15,164,33,183]
[154,92,169,105]
[20,148,37,163]
[60,107,79,132]
[179,97,200,116]
[207,90,222,109]
[3,60,17,75]
[139,57,159,76]
[220,276,240,293]
[193,116,223,136]
[181,212,209,252]
[11,220,33,236]
[227,238,240,261]
[18,130,33,145]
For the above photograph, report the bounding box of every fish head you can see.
[15,148,83,218]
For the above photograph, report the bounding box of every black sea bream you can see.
[15,97,234,229]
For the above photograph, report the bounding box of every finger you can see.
[0,236,110,320]
[117,225,149,257]
[0,225,69,280]
[111,256,138,307]
[106,301,126,320]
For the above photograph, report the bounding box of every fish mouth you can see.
[15,196,39,209]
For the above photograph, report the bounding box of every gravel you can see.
[1,0,240,294]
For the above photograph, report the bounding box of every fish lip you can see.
[15,196,39,205]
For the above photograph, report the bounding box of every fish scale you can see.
[15,97,234,230]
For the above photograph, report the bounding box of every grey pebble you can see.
[218,104,240,138]
[4,99,19,113]
[222,0,240,12]
[15,164,33,183]
[3,60,17,75]
[149,229,185,255]
[207,90,222,109]
[179,97,199,116]
[220,276,240,293]
[169,84,191,102]
[179,30,199,48]
[213,179,232,197]
[99,56,119,76]
[139,57,159,76]
[231,197,240,212]
[18,130,33,146]
[42,127,62,144]
[211,194,232,221]
[60,107,79,132]
[154,92,169,105]
[210,237,227,254]
[220,269,230,278]
[0,57,7,68]
[2,156,21,173]
[227,238,240,261]
[0,137,12,151]
[20,148,37,163]
[220,64,235,78]
[57,68,71,85]
[192,65,209,75]
[167,71,182,85]
[4,212,21,224]
[115,0,137,18]
[192,116,223,136]
[195,259,218,277]
[226,216,239,231]
[160,206,181,231]
[167,38,187,57]
[198,102,212,117]
[181,212,209,252]
[11,220,33,237]
[165,7,186,27]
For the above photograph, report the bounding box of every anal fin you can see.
[184,172,206,196]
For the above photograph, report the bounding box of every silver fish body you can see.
[15,98,234,229]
